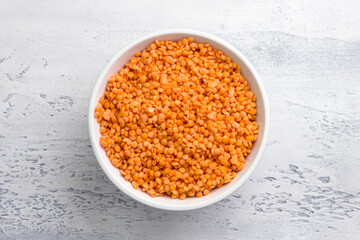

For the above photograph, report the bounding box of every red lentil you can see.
[94,38,258,199]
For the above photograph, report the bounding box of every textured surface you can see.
[1,0,360,239]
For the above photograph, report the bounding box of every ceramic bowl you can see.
[89,29,269,211]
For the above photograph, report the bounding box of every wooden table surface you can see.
[0,0,359,239]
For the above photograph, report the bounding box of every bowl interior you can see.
[89,31,268,210]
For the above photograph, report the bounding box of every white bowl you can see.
[88,29,269,211]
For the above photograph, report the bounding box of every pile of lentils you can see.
[94,37,258,199]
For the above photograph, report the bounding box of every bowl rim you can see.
[88,29,269,211]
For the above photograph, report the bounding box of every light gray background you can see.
[1,0,359,239]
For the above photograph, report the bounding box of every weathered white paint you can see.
[0,0,359,239]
